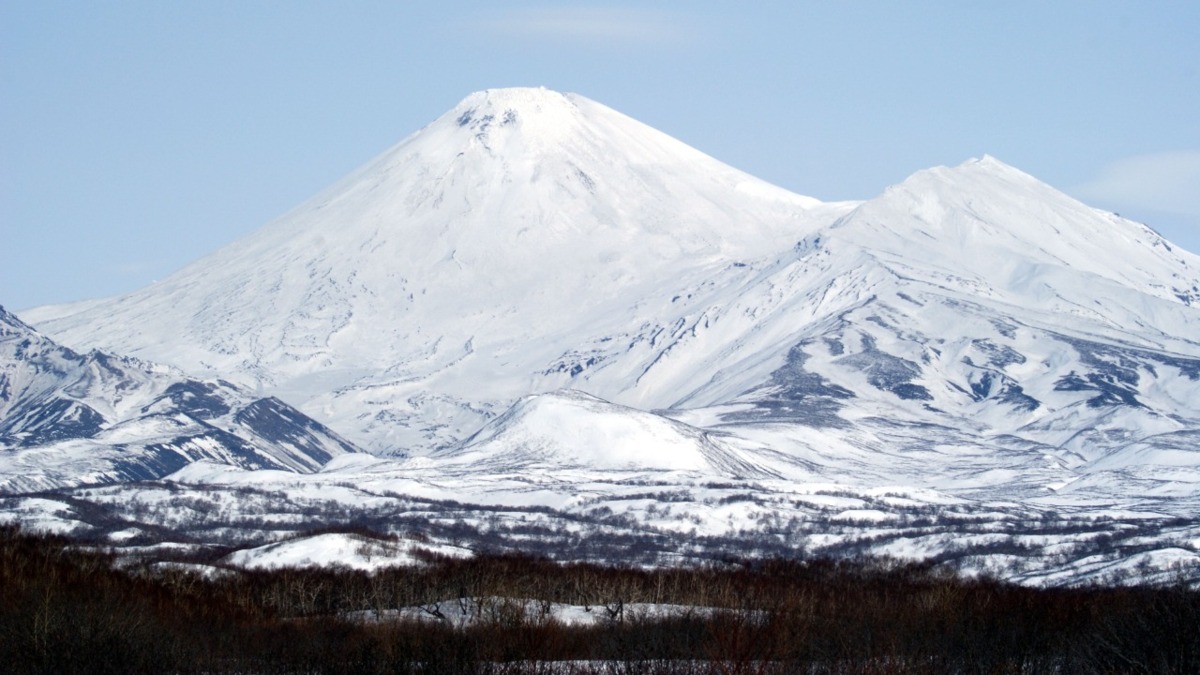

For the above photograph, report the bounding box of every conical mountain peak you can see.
[23,89,835,452]
[451,87,579,125]
[433,87,590,151]
[454,85,571,109]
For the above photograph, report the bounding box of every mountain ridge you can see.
[1,304,360,493]
[17,88,1200,464]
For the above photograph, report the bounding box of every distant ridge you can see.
[1,304,359,492]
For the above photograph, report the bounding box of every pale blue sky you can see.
[3,1,1198,310]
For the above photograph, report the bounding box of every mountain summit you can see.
[21,89,1200,465]
[825,155,1198,309]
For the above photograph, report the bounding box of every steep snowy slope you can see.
[0,305,359,493]
[25,87,850,453]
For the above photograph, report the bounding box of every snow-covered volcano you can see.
[10,87,1200,587]
[24,87,849,453]
[21,88,1200,476]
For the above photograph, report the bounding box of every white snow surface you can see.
[223,532,468,571]
[435,389,775,477]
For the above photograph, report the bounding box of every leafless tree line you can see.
[2,525,1198,673]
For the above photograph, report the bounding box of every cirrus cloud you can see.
[471,7,699,48]
[1074,150,1200,218]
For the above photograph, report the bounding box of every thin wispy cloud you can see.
[472,7,699,48]
[106,261,157,277]
[1075,150,1200,218]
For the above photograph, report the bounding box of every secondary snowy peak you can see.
[560,155,1200,405]
[817,156,1200,308]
